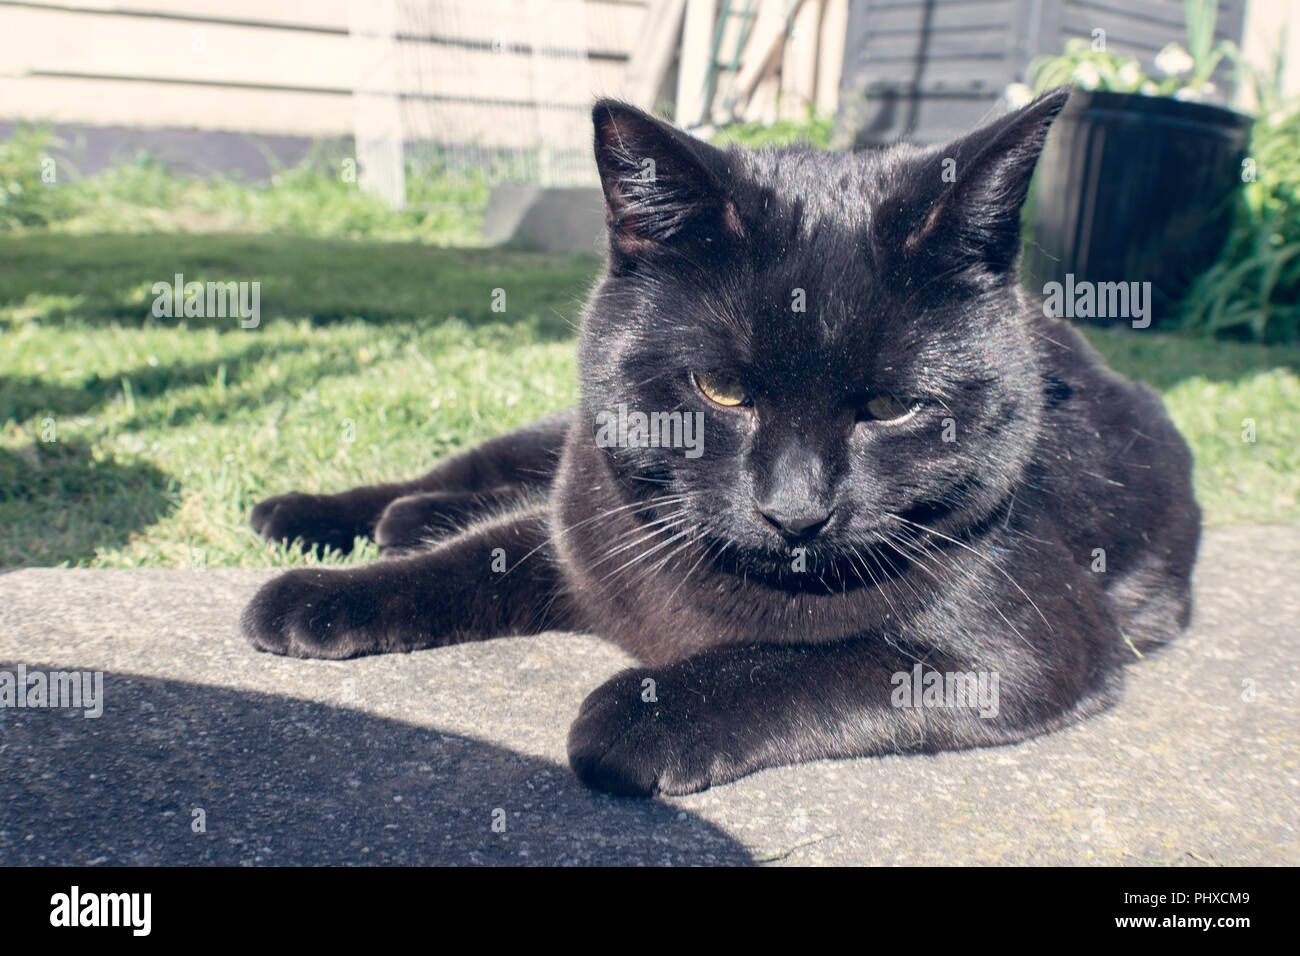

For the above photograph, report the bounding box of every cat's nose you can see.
[757,503,833,539]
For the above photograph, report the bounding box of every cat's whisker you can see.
[867,536,932,608]
[880,529,946,588]
[502,493,691,576]
[885,517,1038,648]
[663,528,721,606]
[885,527,1017,617]
[597,525,698,587]
[853,544,905,625]
[587,514,689,569]
[887,513,1052,634]
[636,526,710,593]
[588,526,687,571]
[842,547,871,590]
[845,546,927,666]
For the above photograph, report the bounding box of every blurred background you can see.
[1,0,1297,569]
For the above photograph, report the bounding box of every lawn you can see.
[1,232,1297,568]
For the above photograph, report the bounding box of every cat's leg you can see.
[568,553,1122,796]
[250,410,572,553]
[373,485,538,555]
[242,503,577,659]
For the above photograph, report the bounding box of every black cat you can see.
[242,89,1201,797]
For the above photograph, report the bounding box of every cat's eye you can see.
[860,394,917,423]
[694,370,749,408]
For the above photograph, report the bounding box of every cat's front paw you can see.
[250,491,366,554]
[374,494,450,555]
[568,669,733,797]
[241,568,382,659]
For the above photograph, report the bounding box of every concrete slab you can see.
[1,525,1297,866]
[482,184,606,255]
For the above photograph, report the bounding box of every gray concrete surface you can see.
[1,526,1297,866]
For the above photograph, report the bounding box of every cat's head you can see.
[579,90,1070,579]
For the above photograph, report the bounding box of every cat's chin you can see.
[712,539,897,591]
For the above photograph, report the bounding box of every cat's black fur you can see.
[242,89,1201,797]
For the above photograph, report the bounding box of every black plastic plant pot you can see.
[1024,89,1253,327]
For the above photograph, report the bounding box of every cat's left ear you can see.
[885,87,1071,281]
[592,99,743,262]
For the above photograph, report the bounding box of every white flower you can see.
[1072,61,1102,90]
[1117,61,1141,87]
[1173,82,1216,102]
[1140,81,1159,95]
[1155,43,1194,77]
[1004,82,1034,108]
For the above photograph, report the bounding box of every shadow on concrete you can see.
[0,666,752,865]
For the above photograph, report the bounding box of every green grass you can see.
[711,111,835,150]
[1,233,1296,568]
[2,126,490,244]
[1,234,591,567]
[1078,327,1299,527]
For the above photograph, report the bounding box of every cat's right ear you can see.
[592,99,743,261]
[879,87,1070,284]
